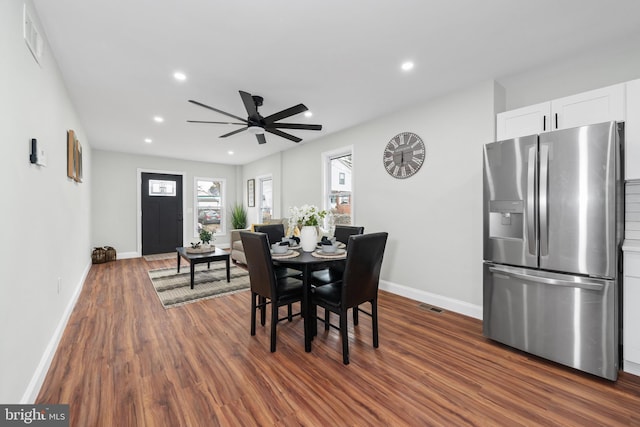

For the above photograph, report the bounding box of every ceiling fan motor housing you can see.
[252,95,263,107]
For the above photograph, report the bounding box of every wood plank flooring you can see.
[37,257,640,426]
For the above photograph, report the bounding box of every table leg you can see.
[177,252,181,273]
[303,265,312,352]
[190,263,195,289]
[225,257,230,282]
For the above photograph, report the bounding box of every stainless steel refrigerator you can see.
[482,121,623,380]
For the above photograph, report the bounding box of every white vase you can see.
[300,226,318,252]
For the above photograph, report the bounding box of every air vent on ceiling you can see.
[23,4,43,65]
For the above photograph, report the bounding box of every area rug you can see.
[148,263,250,308]
[143,252,176,261]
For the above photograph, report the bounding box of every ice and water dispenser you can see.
[488,200,524,240]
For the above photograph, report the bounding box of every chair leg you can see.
[353,304,359,325]
[270,301,278,353]
[340,309,349,365]
[250,292,257,336]
[260,296,266,326]
[324,308,330,331]
[287,303,293,321]
[372,299,379,348]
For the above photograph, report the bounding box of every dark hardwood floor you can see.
[36,257,640,426]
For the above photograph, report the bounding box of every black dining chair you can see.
[253,224,285,246]
[334,225,365,247]
[254,223,302,281]
[310,225,364,286]
[311,232,388,364]
[240,231,303,352]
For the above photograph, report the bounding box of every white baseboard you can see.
[624,359,640,377]
[380,280,483,320]
[118,251,139,259]
[21,260,92,403]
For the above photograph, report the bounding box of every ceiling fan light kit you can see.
[188,90,322,144]
[247,126,265,135]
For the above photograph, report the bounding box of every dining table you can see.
[272,247,347,352]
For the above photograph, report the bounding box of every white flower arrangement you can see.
[289,204,328,227]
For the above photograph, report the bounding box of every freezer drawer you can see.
[483,263,619,380]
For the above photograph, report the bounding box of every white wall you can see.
[92,150,240,253]
[498,33,640,110]
[0,0,92,403]
[246,80,499,317]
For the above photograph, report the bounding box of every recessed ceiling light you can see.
[304,111,313,118]
[401,61,414,71]
[153,116,164,123]
[144,138,152,144]
[173,71,187,81]
[228,151,234,155]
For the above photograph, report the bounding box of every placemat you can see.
[271,250,301,259]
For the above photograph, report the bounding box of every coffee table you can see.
[176,247,231,289]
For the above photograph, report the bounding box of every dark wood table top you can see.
[176,246,229,261]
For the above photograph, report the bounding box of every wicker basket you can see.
[104,246,117,262]
[92,247,107,264]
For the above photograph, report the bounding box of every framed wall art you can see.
[67,130,76,179]
[247,179,255,207]
[67,129,83,182]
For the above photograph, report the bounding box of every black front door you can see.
[141,173,183,255]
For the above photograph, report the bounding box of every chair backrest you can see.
[240,231,277,299]
[342,232,388,308]
[334,225,365,245]
[253,224,285,246]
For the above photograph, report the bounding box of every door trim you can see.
[137,168,187,256]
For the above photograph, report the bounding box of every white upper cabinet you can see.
[496,102,551,140]
[627,79,640,180]
[496,83,625,141]
[551,84,625,130]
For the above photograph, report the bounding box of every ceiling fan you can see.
[187,90,322,144]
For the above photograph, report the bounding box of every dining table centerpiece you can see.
[289,204,327,252]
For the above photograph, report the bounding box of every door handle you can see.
[488,265,605,292]
[539,144,549,257]
[526,145,537,255]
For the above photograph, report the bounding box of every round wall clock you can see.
[382,132,426,179]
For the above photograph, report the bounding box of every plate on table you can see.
[270,249,299,259]
[316,248,346,256]
[316,242,346,249]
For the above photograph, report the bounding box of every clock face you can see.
[383,132,426,179]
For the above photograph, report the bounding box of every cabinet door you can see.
[496,102,550,140]
[551,83,625,131]
[624,254,640,368]
[626,79,640,180]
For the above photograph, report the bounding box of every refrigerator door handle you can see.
[488,265,604,292]
[526,146,537,255]
[539,144,549,256]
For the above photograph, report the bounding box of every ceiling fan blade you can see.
[188,100,247,123]
[265,128,302,143]
[256,134,267,145]
[266,122,322,131]
[239,90,259,119]
[219,127,248,138]
[263,104,308,124]
[187,120,245,125]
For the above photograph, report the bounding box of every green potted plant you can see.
[230,203,248,230]
[199,229,213,248]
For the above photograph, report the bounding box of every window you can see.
[194,177,225,236]
[149,179,176,196]
[324,149,353,227]
[259,176,273,223]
